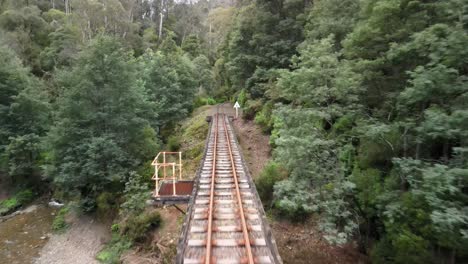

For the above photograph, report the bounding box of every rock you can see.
[48,201,64,208]
[40,236,47,240]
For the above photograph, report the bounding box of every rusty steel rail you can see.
[177,110,282,264]
[222,113,254,264]
[205,113,218,264]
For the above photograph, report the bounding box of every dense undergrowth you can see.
[0,0,466,263]
[222,0,468,262]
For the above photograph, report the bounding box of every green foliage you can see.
[0,197,19,215]
[139,49,197,128]
[0,5,50,74]
[215,0,468,257]
[193,97,217,108]
[120,210,161,242]
[237,89,248,107]
[15,189,34,204]
[255,161,287,205]
[0,46,49,181]
[120,173,151,216]
[96,192,118,212]
[242,99,262,120]
[181,35,201,59]
[52,206,69,233]
[167,135,181,152]
[96,233,132,264]
[0,189,35,215]
[254,102,274,133]
[192,55,214,95]
[221,1,307,95]
[45,36,159,208]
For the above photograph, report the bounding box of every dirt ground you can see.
[232,117,271,179]
[230,105,369,264]
[34,214,111,264]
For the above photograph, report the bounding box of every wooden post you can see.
[155,165,159,196]
[163,152,166,179]
[179,152,182,180]
[173,163,176,196]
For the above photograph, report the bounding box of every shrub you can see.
[237,89,248,106]
[255,162,287,205]
[254,102,274,133]
[167,135,181,151]
[120,173,150,215]
[193,97,217,108]
[96,192,117,211]
[16,189,34,204]
[0,189,35,215]
[121,210,161,242]
[52,207,69,232]
[96,234,132,264]
[0,198,20,215]
[243,99,262,120]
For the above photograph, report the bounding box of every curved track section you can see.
[178,113,281,264]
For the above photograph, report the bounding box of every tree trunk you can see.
[158,0,164,39]
[64,0,69,15]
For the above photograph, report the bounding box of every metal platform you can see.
[150,180,195,205]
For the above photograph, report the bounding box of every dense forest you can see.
[0,0,467,263]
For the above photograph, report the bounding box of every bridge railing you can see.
[151,151,183,196]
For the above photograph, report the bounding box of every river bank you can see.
[34,213,110,264]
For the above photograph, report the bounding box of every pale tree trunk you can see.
[208,0,212,49]
[209,22,212,48]
[64,0,70,15]
[158,0,164,38]
[51,0,55,9]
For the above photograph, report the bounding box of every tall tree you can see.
[46,36,158,208]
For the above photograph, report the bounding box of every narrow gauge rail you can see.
[178,112,281,264]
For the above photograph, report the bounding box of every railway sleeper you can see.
[190,225,263,233]
[184,256,272,264]
[187,238,267,247]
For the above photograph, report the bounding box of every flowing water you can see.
[0,205,56,264]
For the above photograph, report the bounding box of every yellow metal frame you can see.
[151,151,183,196]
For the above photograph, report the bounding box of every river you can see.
[0,204,57,264]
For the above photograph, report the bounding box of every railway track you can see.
[179,113,281,264]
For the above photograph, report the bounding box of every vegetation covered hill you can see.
[0,0,467,263]
[218,0,468,263]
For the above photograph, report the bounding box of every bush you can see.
[96,234,132,264]
[255,162,287,205]
[167,135,181,151]
[243,99,262,120]
[254,102,274,133]
[121,210,161,242]
[96,192,117,211]
[193,97,217,108]
[16,189,34,204]
[237,89,248,106]
[0,198,20,215]
[52,207,69,232]
[0,189,35,216]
